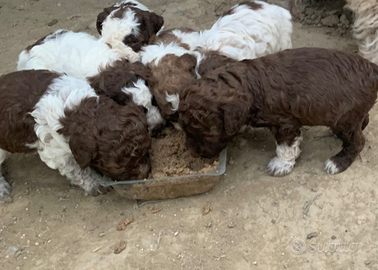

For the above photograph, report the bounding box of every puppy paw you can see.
[0,177,11,198]
[267,157,294,177]
[85,184,113,197]
[324,159,341,175]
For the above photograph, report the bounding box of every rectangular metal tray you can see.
[103,149,227,200]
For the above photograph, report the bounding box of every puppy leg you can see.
[56,159,111,196]
[325,124,365,174]
[38,149,111,196]
[0,149,11,198]
[267,128,302,177]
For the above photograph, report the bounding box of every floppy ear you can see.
[144,11,164,38]
[223,93,251,136]
[177,54,197,73]
[69,131,98,168]
[96,7,116,35]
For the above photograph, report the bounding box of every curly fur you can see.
[141,1,292,125]
[141,43,198,121]
[179,47,378,176]
[87,59,164,133]
[0,70,151,198]
[97,1,164,53]
[345,0,378,65]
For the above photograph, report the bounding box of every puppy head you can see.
[178,76,251,158]
[148,53,197,121]
[96,0,150,34]
[123,8,164,52]
[64,97,152,180]
[197,51,237,77]
[88,59,151,106]
[99,3,164,52]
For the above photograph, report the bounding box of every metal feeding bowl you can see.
[103,149,227,200]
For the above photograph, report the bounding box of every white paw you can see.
[324,159,340,175]
[267,157,295,177]
[0,177,11,198]
[172,122,182,131]
[83,175,112,197]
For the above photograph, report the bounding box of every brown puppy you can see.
[179,47,378,176]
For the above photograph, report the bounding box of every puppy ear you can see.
[144,12,164,37]
[69,131,97,168]
[131,61,151,82]
[96,7,111,35]
[223,94,250,136]
[177,54,197,73]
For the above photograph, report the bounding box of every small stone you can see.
[321,15,339,27]
[227,222,236,228]
[238,139,247,150]
[203,203,213,215]
[117,218,134,231]
[314,16,322,24]
[6,246,21,254]
[253,261,258,265]
[331,235,337,240]
[205,222,212,228]
[98,232,106,237]
[340,14,349,26]
[356,220,362,225]
[113,241,126,254]
[174,231,179,236]
[47,19,58,26]
[174,10,184,16]
[228,158,235,165]
[305,7,315,16]
[307,232,318,239]
[326,9,340,16]
[271,219,276,224]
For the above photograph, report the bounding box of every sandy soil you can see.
[0,0,377,269]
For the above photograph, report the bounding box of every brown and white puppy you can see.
[179,47,378,176]
[88,59,165,133]
[141,0,292,126]
[96,0,164,53]
[141,28,230,123]
[0,70,151,198]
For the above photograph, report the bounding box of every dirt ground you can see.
[0,0,377,269]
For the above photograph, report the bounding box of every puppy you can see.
[0,70,151,198]
[88,59,165,133]
[179,47,378,176]
[142,1,292,125]
[17,29,139,80]
[96,0,164,53]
